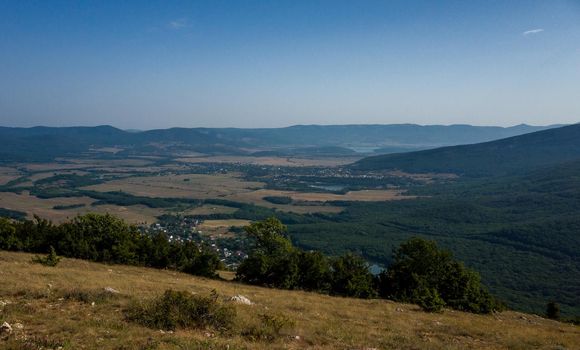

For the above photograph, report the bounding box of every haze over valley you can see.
[1,1,579,349]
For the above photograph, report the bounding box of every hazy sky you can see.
[1,0,579,129]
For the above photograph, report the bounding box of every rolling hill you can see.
[353,123,580,177]
[0,123,559,162]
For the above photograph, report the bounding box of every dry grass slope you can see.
[0,251,578,350]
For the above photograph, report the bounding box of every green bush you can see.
[125,290,236,332]
[60,288,118,304]
[242,313,295,341]
[31,246,61,266]
[415,286,445,312]
[377,237,502,314]
[330,253,376,298]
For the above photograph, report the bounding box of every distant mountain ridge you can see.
[354,123,580,176]
[0,123,561,162]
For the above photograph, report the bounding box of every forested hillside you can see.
[289,160,580,316]
[354,123,580,176]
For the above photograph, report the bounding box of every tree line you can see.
[0,214,503,314]
[0,213,220,277]
[236,217,504,313]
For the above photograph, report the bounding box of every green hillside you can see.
[353,123,580,177]
[288,160,580,316]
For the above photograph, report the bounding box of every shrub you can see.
[32,246,61,266]
[125,290,236,332]
[242,313,295,341]
[330,253,376,298]
[415,286,445,312]
[60,288,118,304]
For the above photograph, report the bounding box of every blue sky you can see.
[1,0,579,129]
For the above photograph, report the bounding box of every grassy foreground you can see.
[0,251,578,350]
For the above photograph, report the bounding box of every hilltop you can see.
[353,123,580,177]
[0,124,558,162]
[0,251,578,349]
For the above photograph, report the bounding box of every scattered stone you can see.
[395,307,404,312]
[13,323,23,330]
[434,321,443,326]
[204,331,214,337]
[0,322,12,335]
[91,302,96,307]
[104,287,120,294]
[229,294,253,305]
[292,335,301,340]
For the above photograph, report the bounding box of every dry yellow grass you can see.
[199,219,252,228]
[197,219,251,237]
[0,251,578,350]
[227,188,413,204]
[82,173,264,199]
[0,167,22,185]
[182,204,238,216]
[0,192,161,224]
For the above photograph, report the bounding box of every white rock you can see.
[395,307,404,312]
[103,287,120,294]
[0,322,12,334]
[229,294,253,305]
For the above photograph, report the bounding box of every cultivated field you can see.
[0,251,578,350]
[227,188,413,204]
[176,155,360,167]
[198,219,252,236]
[1,154,423,220]
[0,167,22,185]
[0,192,160,224]
[82,173,265,199]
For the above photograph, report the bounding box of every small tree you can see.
[330,253,376,298]
[414,285,445,312]
[546,302,560,320]
[236,217,300,289]
[378,237,501,314]
[32,245,61,266]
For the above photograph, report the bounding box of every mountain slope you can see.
[353,123,580,176]
[0,124,559,162]
[290,159,580,316]
[1,251,578,349]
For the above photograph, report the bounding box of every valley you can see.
[1,124,580,319]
